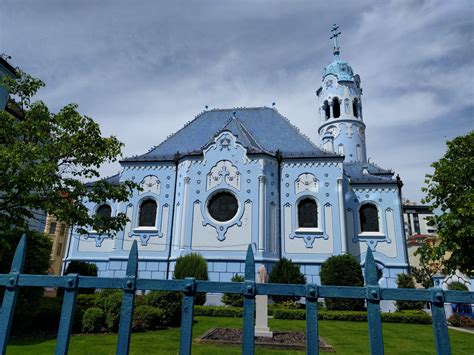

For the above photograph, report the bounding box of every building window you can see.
[56,242,63,257]
[59,223,66,236]
[338,144,344,155]
[208,191,238,222]
[359,203,379,232]
[138,199,157,227]
[353,99,359,118]
[356,144,362,161]
[323,101,330,120]
[49,222,57,235]
[332,97,340,118]
[96,204,112,218]
[298,198,318,228]
[344,98,350,114]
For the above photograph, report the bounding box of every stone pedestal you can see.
[254,295,273,337]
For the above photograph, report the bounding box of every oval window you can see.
[207,191,238,222]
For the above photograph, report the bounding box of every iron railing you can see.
[1,235,473,355]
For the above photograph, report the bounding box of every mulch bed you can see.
[196,328,334,352]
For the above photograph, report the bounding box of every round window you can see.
[207,191,238,222]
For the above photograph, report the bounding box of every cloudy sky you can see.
[2,0,473,202]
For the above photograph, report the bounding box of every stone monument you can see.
[255,264,273,337]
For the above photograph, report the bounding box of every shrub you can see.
[174,253,209,306]
[132,305,164,331]
[194,306,242,317]
[82,307,105,333]
[96,289,122,331]
[145,290,182,326]
[448,281,469,291]
[59,261,98,296]
[448,315,474,328]
[395,274,424,311]
[320,254,365,311]
[221,274,244,307]
[268,258,306,303]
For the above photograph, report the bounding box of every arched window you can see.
[359,203,379,232]
[332,97,340,118]
[139,199,157,227]
[96,204,112,218]
[323,101,330,120]
[298,198,318,228]
[356,144,362,162]
[353,99,359,118]
[344,98,350,114]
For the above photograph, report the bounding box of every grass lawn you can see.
[7,316,474,354]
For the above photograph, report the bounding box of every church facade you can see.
[65,28,409,289]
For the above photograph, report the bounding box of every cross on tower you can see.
[330,24,341,58]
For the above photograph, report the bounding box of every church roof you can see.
[85,173,120,187]
[343,162,396,184]
[123,107,338,162]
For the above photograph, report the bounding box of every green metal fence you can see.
[1,235,473,355]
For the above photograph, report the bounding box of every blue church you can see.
[65,26,409,290]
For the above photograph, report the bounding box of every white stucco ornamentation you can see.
[207,160,240,191]
[139,175,161,195]
[295,173,319,194]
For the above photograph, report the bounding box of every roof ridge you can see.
[233,116,267,152]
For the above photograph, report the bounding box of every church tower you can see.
[317,25,366,163]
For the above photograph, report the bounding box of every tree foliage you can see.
[174,252,209,305]
[268,258,306,303]
[0,70,139,242]
[320,254,365,311]
[395,273,424,311]
[411,240,444,288]
[420,131,474,277]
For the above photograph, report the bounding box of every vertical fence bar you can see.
[0,234,26,355]
[306,284,319,355]
[430,289,451,355]
[242,245,256,355]
[116,241,138,355]
[364,248,384,355]
[55,274,79,355]
[179,277,196,355]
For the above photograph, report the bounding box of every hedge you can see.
[194,305,243,317]
[273,309,432,324]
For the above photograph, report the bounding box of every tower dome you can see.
[316,24,367,163]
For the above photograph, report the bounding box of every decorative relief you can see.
[295,173,319,194]
[207,160,240,191]
[357,126,365,141]
[83,233,112,247]
[139,175,160,195]
[325,125,340,138]
[200,199,248,241]
[345,123,355,137]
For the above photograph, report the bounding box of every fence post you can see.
[306,284,319,355]
[364,248,384,355]
[0,234,26,355]
[116,240,138,355]
[179,277,196,355]
[430,288,451,355]
[242,244,256,355]
[55,273,79,355]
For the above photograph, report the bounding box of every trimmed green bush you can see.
[96,289,122,331]
[395,273,424,311]
[174,253,209,306]
[144,290,182,326]
[132,305,164,331]
[273,309,432,324]
[60,261,98,295]
[82,307,105,333]
[448,314,474,328]
[448,281,469,291]
[268,258,306,303]
[194,306,242,317]
[221,274,244,307]
[320,254,365,311]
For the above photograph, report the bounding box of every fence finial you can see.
[11,234,27,273]
[245,244,255,280]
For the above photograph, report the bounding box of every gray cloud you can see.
[1,0,472,202]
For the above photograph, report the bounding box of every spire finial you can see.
[330,24,341,59]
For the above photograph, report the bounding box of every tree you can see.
[411,240,445,288]
[268,258,306,303]
[395,274,424,311]
[221,274,244,307]
[420,131,474,277]
[320,254,365,311]
[173,252,209,305]
[0,70,139,253]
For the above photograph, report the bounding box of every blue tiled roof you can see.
[124,107,338,161]
[85,173,121,187]
[344,162,395,184]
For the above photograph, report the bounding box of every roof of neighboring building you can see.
[343,162,396,184]
[402,204,433,213]
[0,57,18,78]
[123,107,340,162]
